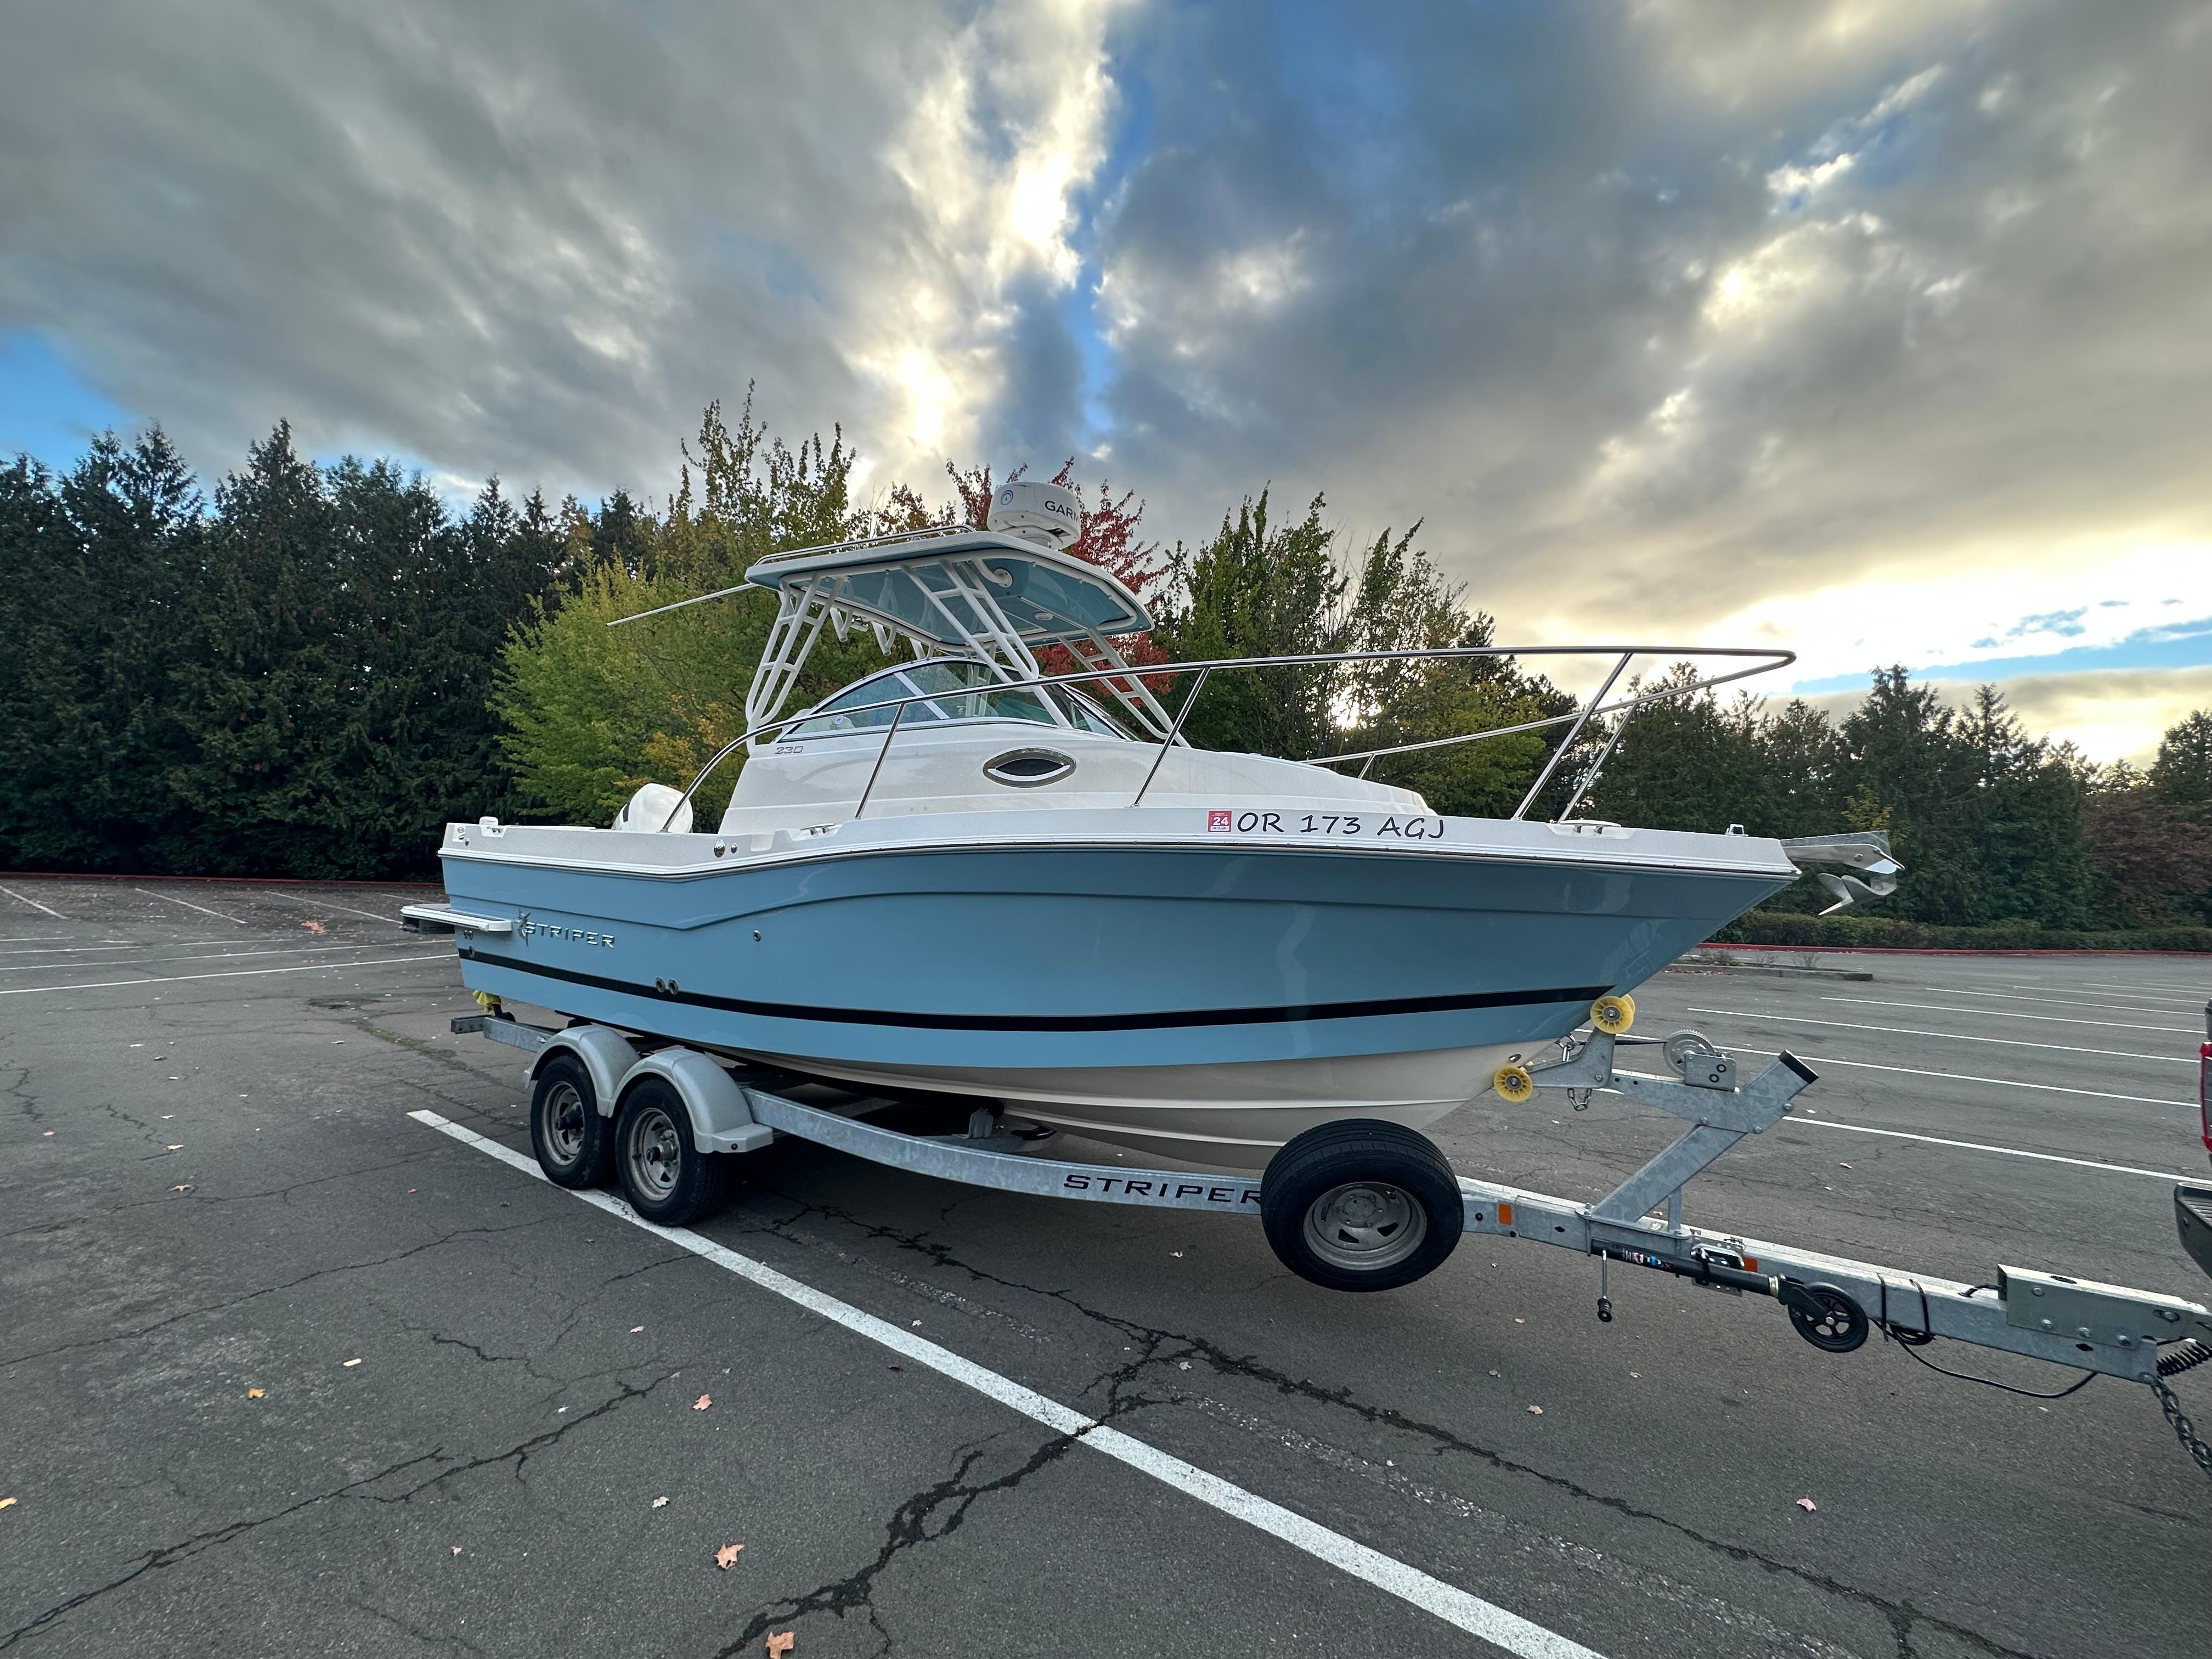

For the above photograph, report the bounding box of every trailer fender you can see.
[616,1049,775,1155]
[527,1025,641,1118]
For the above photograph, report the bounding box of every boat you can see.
[430,480,1897,1167]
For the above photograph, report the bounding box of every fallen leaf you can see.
[246,1388,265,1400]
[342,1358,362,1368]
[652,1496,669,1509]
[169,1184,191,1192]
[910,1319,921,1328]
[715,1543,744,1569]
[693,1393,712,1411]
[630,1325,645,1334]
[1486,1369,1499,1378]
[166,1143,182,1150]
[1796,1497,1817,1511]
[1838,1162,1852,1169]
[1513,1317,1524,1324]
[1170,1250,1183,1258]
[1629,1372,1640,1379]
[452,1545,462,1555]
[766,1635,794,1657]
[0,1497,16,1511]
[1176,1360,1190,1370]
[1527,1404,1544,1415]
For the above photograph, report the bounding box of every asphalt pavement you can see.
[2,876,2208,1659]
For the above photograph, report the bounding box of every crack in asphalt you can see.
[731,1193,2041,1659]
[713,1341,1173,1658]
[0,1369,681,1651]
[0,1219,553,1368]
[0,1449,448,1653]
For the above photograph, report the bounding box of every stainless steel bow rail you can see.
[447,1006,2212,1483]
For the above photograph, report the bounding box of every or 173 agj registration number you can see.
[1207,808,1445,840]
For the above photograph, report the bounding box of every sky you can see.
[3,0,2209,760]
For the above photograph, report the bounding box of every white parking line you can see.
[2013,984,2210,1009]
[1824,996,2196,1035]
[1936,988,2191,1019]
[0,935,67,944]
[0,951,451,997]
[133,887,246,924]
[1785,1116,2198,1181]
[2072,981,2210,998]
[1725,1045,2192,1109]
[0,940,424,975]
[1687,1006,2192,1066]
[0,938,238,955]
[257,889,405,924]
[409,1109,1608,1659]
[0,885,66,919]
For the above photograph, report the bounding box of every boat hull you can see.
[441,811,1792,1165]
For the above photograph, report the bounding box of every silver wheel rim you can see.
[1301,1180,1426,1272]
[627,1105,682,1199]
[542,1081,586,1165]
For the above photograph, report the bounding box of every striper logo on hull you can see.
[515,912,616,948]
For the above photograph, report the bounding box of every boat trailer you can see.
[448,1003,2212,1485]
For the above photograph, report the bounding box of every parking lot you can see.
[2,875,2208,1658]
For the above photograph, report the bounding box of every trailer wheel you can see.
[614,1079,727,1227]
[530,1054,615,1189]
[1260,1121,1463,1292]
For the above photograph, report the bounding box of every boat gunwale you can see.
[435,828,1799,885]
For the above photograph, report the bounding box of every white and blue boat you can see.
[426,481,1892,1166]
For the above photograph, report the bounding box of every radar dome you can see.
[992,478,1081,550]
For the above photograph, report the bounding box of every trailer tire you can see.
[1260,1120,1463,1292]
[614,1078,727,1227]
[530,1054,616,1189]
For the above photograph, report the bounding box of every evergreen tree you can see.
[1149,491,1347,761]
[2150,710,2212,804]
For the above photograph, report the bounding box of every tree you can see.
[495,398,899,825]
[1149,491,1347,761]
[2151,710,2212,804]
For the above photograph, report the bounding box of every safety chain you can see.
[2153,1374,2212,1481]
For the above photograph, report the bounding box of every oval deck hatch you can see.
[983,748,1076,787]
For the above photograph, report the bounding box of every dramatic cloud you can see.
[0,0,1125,496]
[4,0,2209,755]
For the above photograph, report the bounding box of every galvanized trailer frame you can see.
[448,1005,2212,1476]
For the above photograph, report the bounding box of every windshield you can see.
[785,661,1056,737]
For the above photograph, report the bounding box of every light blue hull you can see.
[443,839,1784,1076]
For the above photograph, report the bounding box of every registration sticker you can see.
[1207,809,1233,832]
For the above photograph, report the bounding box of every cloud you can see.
[0,0,1126,498]
[5,0,2210,759]
[1086,2,2212,752]
[1801,665,2212,766]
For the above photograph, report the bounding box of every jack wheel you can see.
[529,1054,615,1189]
[614,1079,727,1227]
[1260,1121,1463,1293]
[1784,1282,1869,1353]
